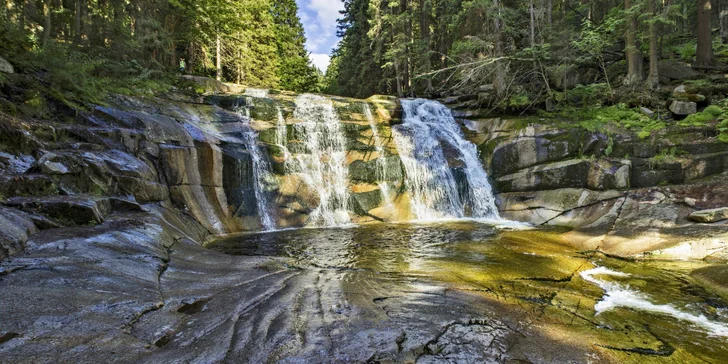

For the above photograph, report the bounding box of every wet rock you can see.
[0,56,13,74]
[691,265,728,300]
[3,196,111,227]
[689,207,728,223]
[669,100,697,116]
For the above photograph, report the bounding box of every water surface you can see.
[209,222,728,362]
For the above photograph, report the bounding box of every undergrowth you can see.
[0,41,177,119]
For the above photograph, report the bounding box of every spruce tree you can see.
[272,0,319,92]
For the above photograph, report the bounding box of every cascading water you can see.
[393,99,500,220]
[290,94,351,227]
[276,107,291,161]
[233,103,278,231]
[363,104,394,209]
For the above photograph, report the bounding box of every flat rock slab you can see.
[689,207,728,223]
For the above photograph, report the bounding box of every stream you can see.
[208,222,728,363]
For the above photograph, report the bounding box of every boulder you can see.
[673,85,706,102]
[669,100,697,116]
[180,75,230,94]
[689,207,728,223]
[658,60,700,81]
[0,56,13,74]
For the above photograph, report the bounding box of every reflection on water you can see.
[209,222,728,362]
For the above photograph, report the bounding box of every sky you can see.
[295,0,344,72]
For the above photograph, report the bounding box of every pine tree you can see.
[272,0,319,92]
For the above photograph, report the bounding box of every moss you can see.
[679,111,716,127]
[704,105,723,117]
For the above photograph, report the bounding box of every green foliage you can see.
[554,84,612,107]
[508,93,531,108]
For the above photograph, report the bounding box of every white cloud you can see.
[296,0,344,55]
[309,53,331,72]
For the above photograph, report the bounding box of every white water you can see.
[393,99,500,220]
[291,94,351,227]
[233,106,278,231]
[363,104,394,210]
[276,107,291,162]
[581,267,728,337]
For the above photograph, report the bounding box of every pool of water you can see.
[208,222,728,362]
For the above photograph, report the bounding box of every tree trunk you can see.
[394,58,403,97]
[493,0,507,97]
[647,0,659,90]
[216,35,222,81]
[623,0,643,86]
[696,0,715,66]
[547,0,552,25]
[722,10,728,43]
[419,0,433,94]
[42,0,51,47]
[530,0,536,47]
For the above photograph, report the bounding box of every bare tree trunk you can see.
[530,0,536,47]
[42,0,51,47]
[493,0,507,97]
[216,35,222,81]
[547,0,552,25]
[696,0,715,66]
[74,0,81,44]
[647,0,659,90]
[623,0,643,85]
[419,0,433,94]
[722,10,728,43]
[394,58,403,97]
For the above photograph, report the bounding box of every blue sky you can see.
[295,0,344,72]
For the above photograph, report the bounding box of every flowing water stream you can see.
[364,104,395,210]
[290,94,351,227]
[209,223,728,362]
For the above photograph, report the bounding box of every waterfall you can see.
[276,107,291,161]
[290,94,351,227]
[363,104,394,210]
[233,107,278,231]
[393,99,500,221]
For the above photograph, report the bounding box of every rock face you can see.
[689,207,728,223]
[460,112,728,260]
[0,56,13,74]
